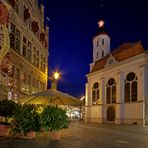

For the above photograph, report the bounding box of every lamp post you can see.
[53,72,60,80]
[49,72,60,90]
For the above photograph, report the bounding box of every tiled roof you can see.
[91,42,145,73]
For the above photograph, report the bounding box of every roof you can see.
[91,42,145,73]
[93,26,109,38]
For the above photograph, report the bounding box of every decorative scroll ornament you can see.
[0,2,10,64]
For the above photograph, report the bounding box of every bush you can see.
[40,105,69,132]
[0,100,17,124]
[11,104,41,135]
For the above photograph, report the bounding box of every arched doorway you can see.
[107,106,115,121]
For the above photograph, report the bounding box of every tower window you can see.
[102,50,104,57]
[97,40,99,46]
[97,52,99,58]
[102,39,104,45]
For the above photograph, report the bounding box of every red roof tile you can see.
[91,42,145,73]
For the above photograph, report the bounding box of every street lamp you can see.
[49,71,60,90]
[53,72,60,80]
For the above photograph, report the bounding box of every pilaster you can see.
[115,71,124,124]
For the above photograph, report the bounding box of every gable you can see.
[91,42,145,73]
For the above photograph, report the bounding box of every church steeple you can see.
[92,20,110,62]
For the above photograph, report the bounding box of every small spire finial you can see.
[98,20,104,28]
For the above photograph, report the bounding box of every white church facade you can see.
[85,20,148,125]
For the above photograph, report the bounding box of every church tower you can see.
[92,20,110,62]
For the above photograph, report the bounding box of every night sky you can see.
[40,0,148,98]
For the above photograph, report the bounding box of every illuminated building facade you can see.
[85,20,148,125]
[0,0,48,100]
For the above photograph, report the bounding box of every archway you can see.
[107,106,115,121]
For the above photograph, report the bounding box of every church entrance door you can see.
[107,106,115,121]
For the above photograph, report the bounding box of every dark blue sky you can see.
[40,0,148,98]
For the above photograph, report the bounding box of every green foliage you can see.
[40,105,69,132]
[0,99,17,124]
[12,104,41,135]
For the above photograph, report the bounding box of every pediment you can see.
[104,54,118,67]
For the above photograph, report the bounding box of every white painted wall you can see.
[93,34,110,62]
[85,52,148,125]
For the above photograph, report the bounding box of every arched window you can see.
[106,78,116,104]
[92,82,99,104]
[125,72,137,102]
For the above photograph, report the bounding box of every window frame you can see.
[124,72,138,102]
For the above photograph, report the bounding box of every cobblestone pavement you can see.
[0,121,148,148]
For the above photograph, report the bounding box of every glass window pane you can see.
[93,82,99,89]
[16,29,20,38]
[10,33,15,49]
[127,72,135,81]
[10,23,15,33]
[15,38,20,52]
[23,45,26,56]
[102,39,104,45]
[112,86,116,103]
[108,78,115,86]
[102,50,104,57]
[131,81,137,102]
[97,89,99,99]
[92,90,96,104]
[107,87,111,104]
[125,83,130,102]
[27,49,31,61]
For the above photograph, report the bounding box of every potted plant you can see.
[40,105,69,140]
[11,104,41,139]
[0,99,16,136]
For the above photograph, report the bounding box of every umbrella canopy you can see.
[18,89,80,105]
